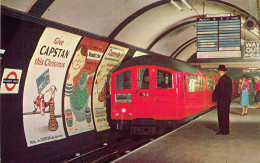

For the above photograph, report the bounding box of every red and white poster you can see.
[0,68,22,94]
[93,44,128,131]
[64,37,109,135]
[23,27,81,147]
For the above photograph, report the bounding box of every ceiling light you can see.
[181,0,193,10]
[170,0,183,11]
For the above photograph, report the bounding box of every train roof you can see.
[193,66,213,76]
[114,55,200,74]
[210,70,220,77]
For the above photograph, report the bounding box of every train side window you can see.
[196,76,203,91]
[188,75,204,92]
[157,69,172,89]
[116,70,131,89]
[138,68,149,89]
[188,75,196,92]
[207,77,215,90]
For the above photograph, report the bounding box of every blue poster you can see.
[36,69,50,92]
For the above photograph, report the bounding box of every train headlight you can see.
[122,108,126,113]
[129,113,132,117]
[116,113,119,117]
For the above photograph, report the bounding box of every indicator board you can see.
[197,16,241,58]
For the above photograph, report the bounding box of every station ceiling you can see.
[2,0,260,69]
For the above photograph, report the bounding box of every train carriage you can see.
[110,55,218,135]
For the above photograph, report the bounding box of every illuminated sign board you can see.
[197,16,241,58]
[244,41,260,59]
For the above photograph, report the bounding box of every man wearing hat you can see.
[212,65,233,135]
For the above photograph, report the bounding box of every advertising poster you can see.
[64,37,109,135]
[23,27,81,147]
[93,44,129,131]
[0,68,22,94]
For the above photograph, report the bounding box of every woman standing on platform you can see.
[241,75,250,115]
[254,76,260,109]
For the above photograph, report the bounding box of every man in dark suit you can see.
[212,65,233,135]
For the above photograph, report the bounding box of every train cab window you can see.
[157,70,172,89]
[207,77,215,90]
[116,70,131,89]
[188,75,195,92]
[138,68,149,89]
[187,75,203,92]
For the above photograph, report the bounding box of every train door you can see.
[205,76,216,109]
[153,68,176,119]
[183,74,193,117]
[184,74,204,117]
[180,73,187,119]
[132,67,154,118]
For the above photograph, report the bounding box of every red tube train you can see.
[110,55,238,135]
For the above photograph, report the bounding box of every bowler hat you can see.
[217,65,227,71]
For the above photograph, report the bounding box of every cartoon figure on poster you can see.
[29,69,59,131]
[33,84,59,131]
[64,43,95,134]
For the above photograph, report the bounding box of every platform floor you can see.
[113,98,260,163]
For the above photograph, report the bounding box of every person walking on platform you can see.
[248,77,254,105]
[212,65,233,135]
[241,75,250,115]
[254,76,260,109]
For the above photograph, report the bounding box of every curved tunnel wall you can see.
[1,1,260,162]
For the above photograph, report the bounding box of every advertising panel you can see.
[0,68,22,94]
[64,37,109,135]
[23,27,81,147]
[93,44,128,131]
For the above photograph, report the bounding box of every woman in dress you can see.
[241,75,250,115]
[254,76,260,109]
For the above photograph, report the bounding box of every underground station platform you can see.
[112,98,260,163]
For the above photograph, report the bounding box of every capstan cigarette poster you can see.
[23,27,81,147]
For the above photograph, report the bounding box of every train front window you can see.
[157,70,172,89]
[138,68,149,89]
[116,70,131,89]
